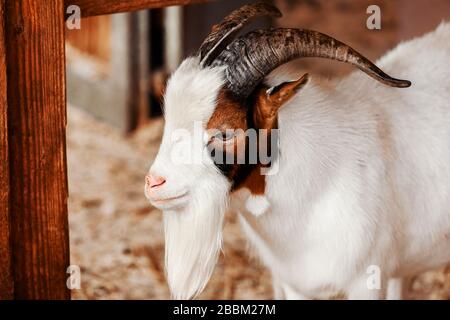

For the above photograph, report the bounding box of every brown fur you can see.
[207,90,248,132]
[205,75,309,195]
[253,74,309,130]
[238,164,267,195]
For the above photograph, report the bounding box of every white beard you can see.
[163,179,229,299]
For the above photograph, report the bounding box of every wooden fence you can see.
[0,0,208,300]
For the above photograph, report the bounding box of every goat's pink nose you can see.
[146,174,166,189]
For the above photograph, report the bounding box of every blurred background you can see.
[66,0,450,299]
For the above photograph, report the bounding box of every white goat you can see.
[145,2,450,300]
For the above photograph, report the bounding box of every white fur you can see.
[235,23,450,299]
[245,194,271,217]
[148,58,231,299]
[149,24,450,299]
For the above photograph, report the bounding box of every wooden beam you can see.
[0,0,14,300]
[65,0,210,18]
[127,11,150,131]
[5,0,70,299]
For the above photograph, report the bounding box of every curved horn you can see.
[198,1,282,67]
[212,28,411,97]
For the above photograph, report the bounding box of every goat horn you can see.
[212,28,412,97]
[199,1,282,68]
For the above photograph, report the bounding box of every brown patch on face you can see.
[205,74,308,195]
[207,89,248,132]
[206,88,267,195]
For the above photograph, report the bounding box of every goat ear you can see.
[253,73,309,129]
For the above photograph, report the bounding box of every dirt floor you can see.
[67,105,449,300]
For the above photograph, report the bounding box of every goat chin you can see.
[163,180,229,300]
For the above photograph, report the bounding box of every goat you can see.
[145,2,450,299]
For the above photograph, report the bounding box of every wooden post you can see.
[5,0,70,299]
[1,0,212,300]
[127,11,150,131]
[0,0,14,300]
[66,0,209,18]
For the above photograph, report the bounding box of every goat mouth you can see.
[151,192,188,203]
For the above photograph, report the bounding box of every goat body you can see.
[231,23,450,299]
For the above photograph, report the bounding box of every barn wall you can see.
[66,15,111,64]
[66,13,149,132]
[183,0,270,56]
[274,0,450,79]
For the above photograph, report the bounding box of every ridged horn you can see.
[198,1,282,68]
[212,28,411,97]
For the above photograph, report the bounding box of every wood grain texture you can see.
[5,0,70,299]
[0,0,14,300]
[65,0,211,17]
[66,15,111,63]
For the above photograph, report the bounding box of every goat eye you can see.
[217,131,235,142]
[206,130,235,147]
